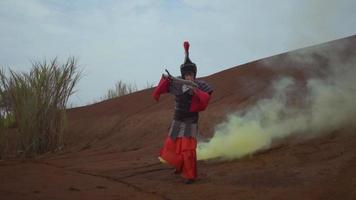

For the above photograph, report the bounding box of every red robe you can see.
[153,76,211,179]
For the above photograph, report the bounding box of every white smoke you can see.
[197,43,356,161]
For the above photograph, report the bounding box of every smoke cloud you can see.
[197,43,356,161]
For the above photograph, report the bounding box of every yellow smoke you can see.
[197,53,356,161]
[198,78,303,160]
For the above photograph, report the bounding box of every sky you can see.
[1,0,356,107]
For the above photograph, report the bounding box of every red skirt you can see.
[159,136,197,179]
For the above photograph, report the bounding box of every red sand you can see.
[1,35,356,200]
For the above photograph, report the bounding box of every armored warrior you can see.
[152,41,213,184]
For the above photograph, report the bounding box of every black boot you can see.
[184,179,194,184]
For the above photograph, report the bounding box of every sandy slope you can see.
[1,35,356,200]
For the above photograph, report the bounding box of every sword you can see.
[164,69,198,88]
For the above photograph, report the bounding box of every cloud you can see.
[1,0,356,106]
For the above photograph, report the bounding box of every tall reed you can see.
[102,80,138,100]
[0,57,81,157]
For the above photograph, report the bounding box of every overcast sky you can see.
[1,0,356,106]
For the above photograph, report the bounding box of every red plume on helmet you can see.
[180,41,197,78]
[184,41,190,55]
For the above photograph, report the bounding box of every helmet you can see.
[180,41,197,78]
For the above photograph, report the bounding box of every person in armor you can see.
[152,41,213,184]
